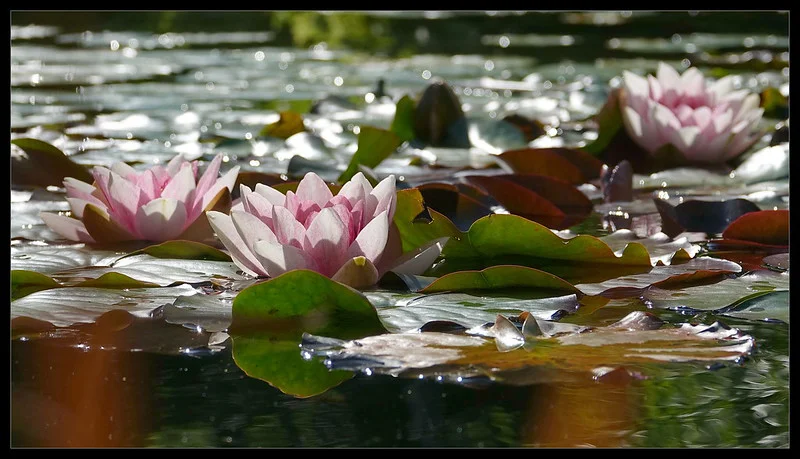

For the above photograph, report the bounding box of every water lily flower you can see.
[40,154,239,244]
[207,172,448,288]
[620,62,764,163]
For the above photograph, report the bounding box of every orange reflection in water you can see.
[12,311,152,447]
[521,368,643,447]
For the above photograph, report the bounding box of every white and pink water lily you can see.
[40,154,239,244]
[620,62,764,163]
[207,172,448,289]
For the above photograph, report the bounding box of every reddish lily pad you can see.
[721,210,788,247]
[495,147,603,185]
[463,174,594,229]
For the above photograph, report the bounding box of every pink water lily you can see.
[621,62,764,163]
[207,172,448,289]
[40,154,239,244]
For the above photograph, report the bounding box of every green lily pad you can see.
[11,283,198,327]
[716,290,789,324]
[643,270,789,315]
[11,138,93,187]
[11,269,61,300]
[259,111,306,139]
[74,272,160,289]
[231,269,387,338]
[112,240,232,264]
[338,126,403,183]
[420,265,580,295]
[390,95,416,142]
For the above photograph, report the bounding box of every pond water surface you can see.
[10,11,789,448]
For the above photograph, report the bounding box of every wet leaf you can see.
[338,126,402,183]
[11,138,93,187]
[231,269,387,338]
[365,290,579,333]
[11,284,198,327]
[575,257,741,297]
[717,290,789,324]
[643,270,789,315]
[721,210,788,247]
[56,254,246,287]
[259,111,306,139]
[654,198,761,238]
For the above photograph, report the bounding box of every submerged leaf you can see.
[301,312,754,382]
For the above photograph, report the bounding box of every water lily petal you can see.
[135,169,160,202]
[622,106,661,153]
[198,165,239,217]
[162,162,196,203]
[337,172,371,208]
[230,210,278,254]
[295,172,334,207]
[193,154,223,204]
[165,154,186,177]
[240,185,274,224]
[105,170,142,235]
[622,70,650,100]
[206,211,267,277]
[733,94,761,123]
[254,183,287,206]
[253,240,314,277]
[135,197,188,241]
[370,175,397,220]
[679,67,705,99]
[39,212,96,243]
[347,210,389,264]
[66,197,96,219]
[707,75,735,103]
[272,205,307,248]
[692,106,713,130]
[110,161,138,181]
[303,207,350,277]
